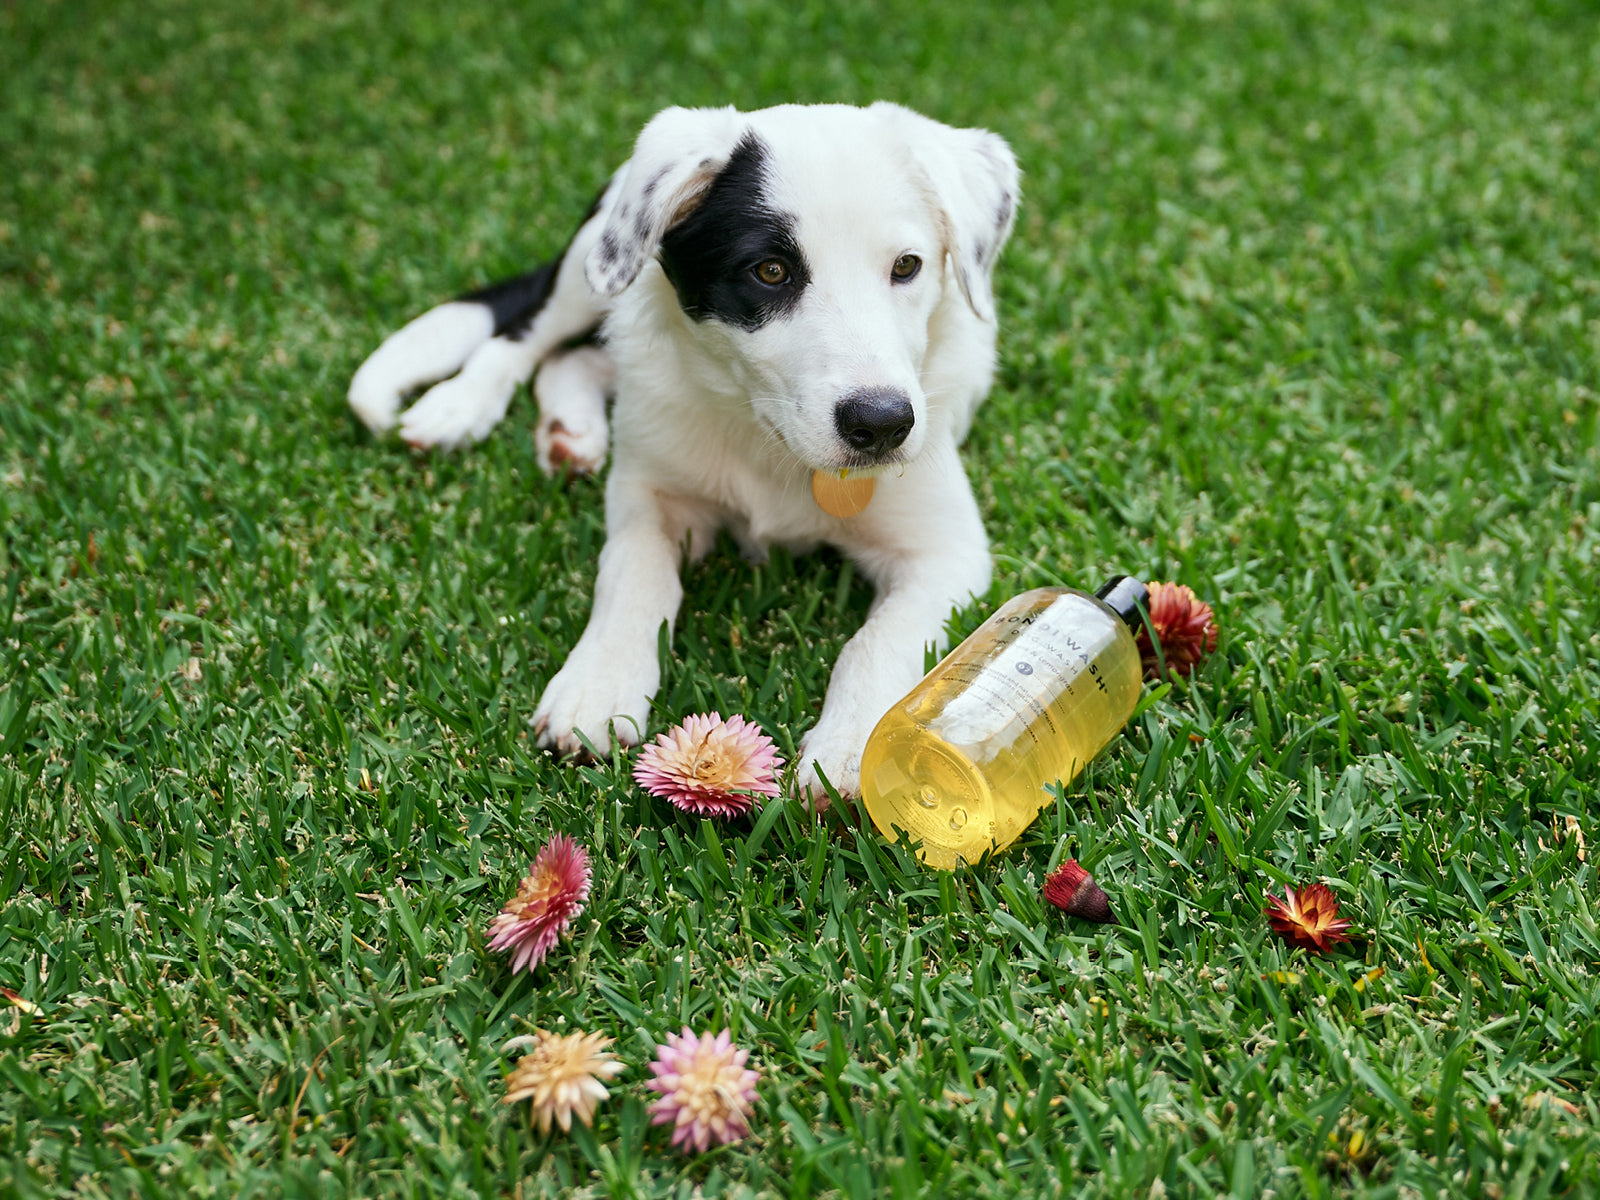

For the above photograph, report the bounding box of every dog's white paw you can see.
[795,724,865,810]
[532,643,657,759]
[349,301,497,438]
[535,416,608,475]
[347,376,402,436]
[398,374,514,450]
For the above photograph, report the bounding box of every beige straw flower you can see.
[503,1029,626,1135]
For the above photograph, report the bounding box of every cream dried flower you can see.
[503,1029,626,1134]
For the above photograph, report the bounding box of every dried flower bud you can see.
[1042,859,1115,924]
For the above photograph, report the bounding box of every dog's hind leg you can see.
[394,327,552,449]
[533,343,614,475]
[396,218,610,448]
[349,192,613,449]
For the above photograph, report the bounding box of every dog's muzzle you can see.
[834,388,914,460]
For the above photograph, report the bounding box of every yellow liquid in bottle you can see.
[860,587,1143,869]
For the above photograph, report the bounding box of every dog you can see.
[348,102,1018,800]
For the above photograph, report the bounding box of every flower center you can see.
[687,732,738,788]
[515,865,564,915]
[678,1058,741,1120]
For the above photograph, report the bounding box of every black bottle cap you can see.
[1094,575,1149,632]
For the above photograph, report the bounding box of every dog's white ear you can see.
[878,103,1020,323]
[585,105,748,298]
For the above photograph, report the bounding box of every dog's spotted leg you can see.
[362,187,615,449]
[534,344,613,475]
[532,482,707,758]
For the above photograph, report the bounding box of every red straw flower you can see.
[1265,882,1352,954]
[1136,581,1219,679]
[645,1027,761,1153]
[633,712,783,819]
[487,834,592,973]
[1042,858,1116,924]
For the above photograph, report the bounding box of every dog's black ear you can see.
[877,103,1020,323]
[586,106,748,298]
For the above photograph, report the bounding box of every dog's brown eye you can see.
[753,259,789,286]
[891,254,922,282]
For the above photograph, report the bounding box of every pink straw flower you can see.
[645,1026,761,1153]
[487,834,592,973]
[633,712,783,819]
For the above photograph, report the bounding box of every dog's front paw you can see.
[399,374,514,450]
[532,644,657,759]
[795,724,865,811]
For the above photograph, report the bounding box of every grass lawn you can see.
[3,0,1599,1195]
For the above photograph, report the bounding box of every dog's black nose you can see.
[834,388,915,458]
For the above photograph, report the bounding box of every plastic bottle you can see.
[860,575,1148,869]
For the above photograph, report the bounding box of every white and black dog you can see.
[348,102,1018,801]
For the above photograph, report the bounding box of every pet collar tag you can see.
[811,469,876,518]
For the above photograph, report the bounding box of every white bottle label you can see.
[931,600,1118,757]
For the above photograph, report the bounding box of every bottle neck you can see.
[1094,575,1149,632]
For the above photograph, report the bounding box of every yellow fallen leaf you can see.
[1524,1092,1582,1117]
[1353,967,1386,993]
[1415,937,1435,976]
[1,988,39,1015]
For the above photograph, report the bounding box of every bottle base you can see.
[860,726,998,870]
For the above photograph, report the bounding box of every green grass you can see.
[3,0,1599,1195]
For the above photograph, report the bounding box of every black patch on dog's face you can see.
[657,134,810,331]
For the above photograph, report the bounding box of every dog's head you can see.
[586,103,1019,472]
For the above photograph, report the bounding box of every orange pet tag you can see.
[811,469,876,518]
